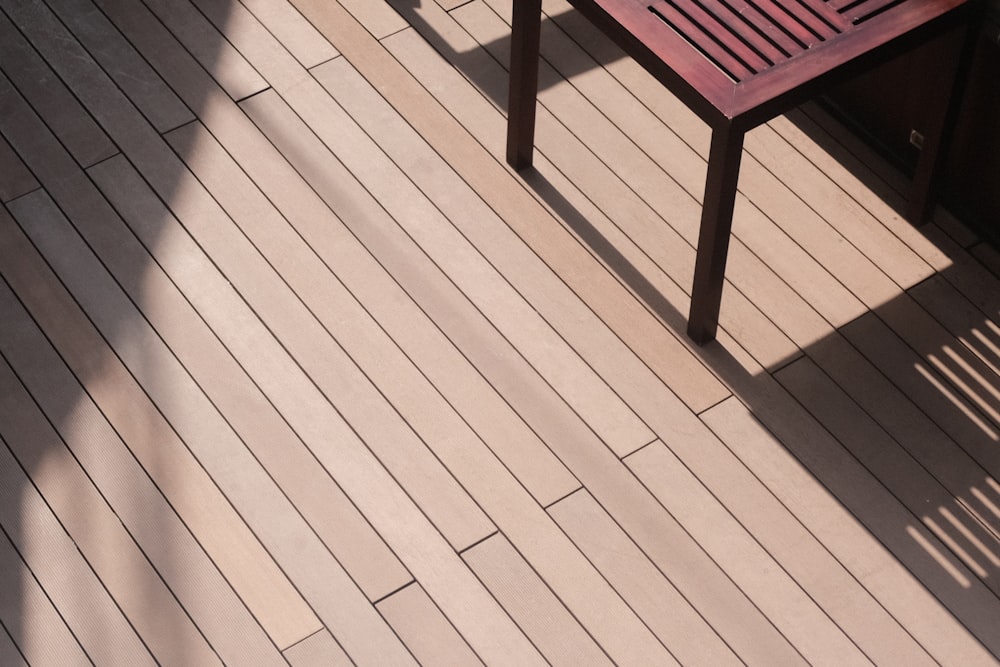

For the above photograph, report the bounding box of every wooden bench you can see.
[507,0,978,343]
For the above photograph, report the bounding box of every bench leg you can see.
[507,0,542,170]
[906,23,976,224]
[688,124,745,345]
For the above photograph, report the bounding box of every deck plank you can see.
[0,136,37,202]
[292,0,729,414]
[844,313,1000,482]
[337,0,408,38]
[805,331,1000,543]
[239,0,339,68]
[194,0,654,457]
[777,356,1000,595]
[0,415,155,667]
[773,107,952,274]
[14,18,495,662]
[0,510,91,667]
[312,56,656,458]
[44,0,194,133]
[628,440,930,666]
[160,120,498,554]
[0,11,117,166]
[376,585,484,666]
[548,490,742,666]
[2,0,1000,661]
[911,274,1000,379]
[702,395,1000,664]
[0,61,413,657]
[283,632,353,667]
[462,534,630,665]
[0,214,272,665]
[0,620,28,667]
[241,85,695,666]
[9,188,323,649]
[137,0,269,100]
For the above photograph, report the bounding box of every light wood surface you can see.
[1,0,998,664]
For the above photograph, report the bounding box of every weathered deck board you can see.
[2,0,999,663]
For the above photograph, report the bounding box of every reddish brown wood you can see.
[688,124,745,344]
[507,0,976,343]
[507,0,542,168]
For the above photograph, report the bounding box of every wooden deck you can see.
[1,0,999,663]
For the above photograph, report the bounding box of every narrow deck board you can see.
[773,107,951,274]
[160,120,497,554]
[337,0,408,38]
[378,16,799,370]
[44,0,194,133]
[194,0,654,457]
[0,136,36,202]
[376,585,484,666]
[312,56,655,457]
[0,621,28,667]
[777,357,1000,595]
[628,440,929,666]
[0,220,271,665]
[462,534,630,665]
[243,75,801,666]
[0,513,91,667]
[0,420,155,667]
[911,275,1000,379]
[239,0,339,68]
[548,490,742,666]
[19,25,497,665]
[137,0,269,100]
[805,331,1000,542]
[702,395,1000,663]
[10,188,322,649]
[240,85,700,667]
[290,0,728,414]
[283,632,352,667]
[89,153,414,604]
[0,65,406,655]
[844,313,1000,481]
[2,0,1000,662]
[0,11,117,166]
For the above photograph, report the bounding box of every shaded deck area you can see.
[1,0,999,663]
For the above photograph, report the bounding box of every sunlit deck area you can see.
[1,0,1000,664]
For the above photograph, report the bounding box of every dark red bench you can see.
[507,0,978,343]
